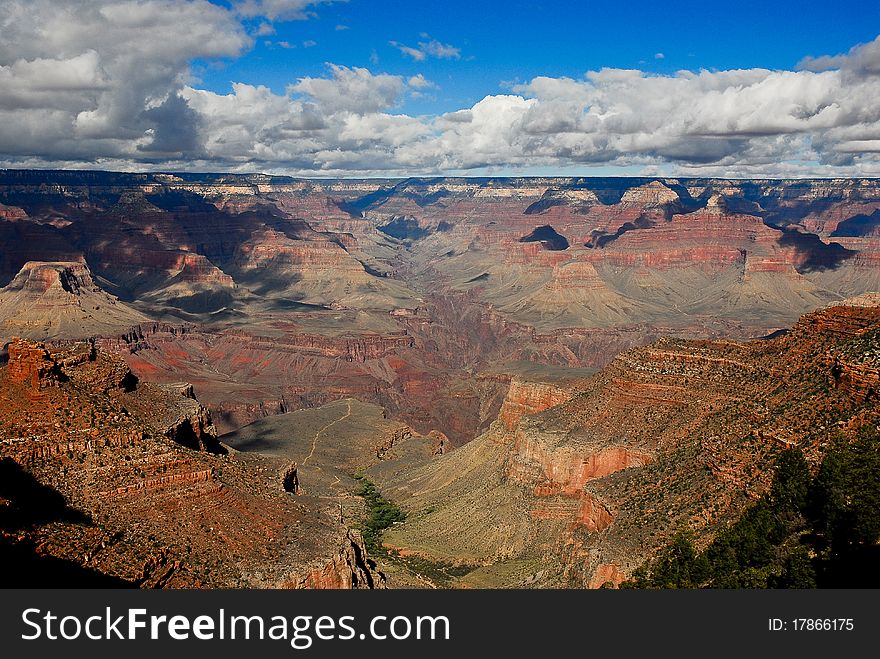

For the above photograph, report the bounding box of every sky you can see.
[1,0,880,177]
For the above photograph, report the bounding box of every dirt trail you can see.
[302,398,353,467]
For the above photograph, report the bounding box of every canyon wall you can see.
[373,298,880,587]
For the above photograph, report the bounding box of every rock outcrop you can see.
[496,379,575,430]
[286,531,386,589]
[282,462,301,494]
[6,338,63,389]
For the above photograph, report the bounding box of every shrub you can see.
[353,474,405,553]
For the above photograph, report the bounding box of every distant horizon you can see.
[3,167,880,184]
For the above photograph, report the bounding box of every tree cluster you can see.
[623,426,880,588]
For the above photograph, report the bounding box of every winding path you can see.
[302,398,353,467]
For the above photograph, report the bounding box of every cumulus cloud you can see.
[225,41,880,175]
[0,0,248,162]
[182,76,428,172]
[798,35,880,75]
[0,51,110,111]
[138,93,202,156]
[2,2,880,177]
[289,64,405,113]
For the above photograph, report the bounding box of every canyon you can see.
[1,170,879,587]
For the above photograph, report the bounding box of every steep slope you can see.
[231,227,416,311]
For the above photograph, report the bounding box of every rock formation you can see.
[282,462,301,494]
[6,338,63,389]
[0,261,148,345]
[0,340,385,588]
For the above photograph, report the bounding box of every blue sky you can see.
[200,0,880,115]
[2,0,880,176]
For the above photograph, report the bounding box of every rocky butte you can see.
[1,169,879,587]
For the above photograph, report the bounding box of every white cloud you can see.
[1,2,880,177]
[390,38,461,61]
[389,41,425,61]
[654,52,665,60]
[289,64,405,114]
[0,51,110,110]
[0,0,249,161]
[420,39,461,59]
[302,40,317,48]
[235,0,335,22]
[798,35,880,75]
[407,74,436,90]
[254,22,275,36]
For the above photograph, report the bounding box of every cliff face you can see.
[0,340,385,589]
[835,357,879,402]
[157,387,222,453]
[496,379,575,430]
[822,297,880,402]
[507,439,652,497]
[6,338,63,389]
[285,531,386,589]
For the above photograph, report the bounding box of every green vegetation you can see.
[394,554,474,587]
[352,475,475,586]
[623,427,880,588]
[353,474,406,553]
